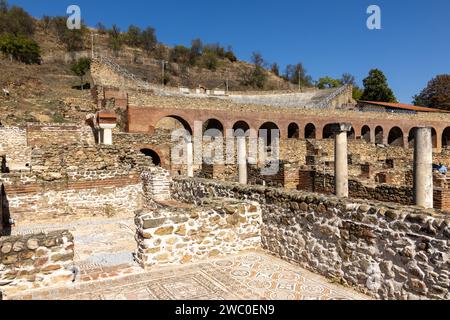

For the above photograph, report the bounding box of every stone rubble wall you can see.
[30,143,152,172]
[0,126,31,171]
[0,230,74,299]
[135,199,262,268]
[171,177,450,300]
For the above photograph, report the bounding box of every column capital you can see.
[331,123,352,133]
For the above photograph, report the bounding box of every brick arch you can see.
[133,144,170,170]
[361,125,371,143]
[375,126,384,144]
[150,111,195,135]
[304,123,316,139]
[408,127,438,149]
[288,123,300,139]
[258,121,280,146]
[388,126,405,147]
[323,124,336,139]
[443,127,450,148]
[203,118,224,137]
[232,120,251,137]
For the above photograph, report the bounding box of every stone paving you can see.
[8,251,370,300]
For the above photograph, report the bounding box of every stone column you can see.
[99,124,116,145]
[414,127,433,209]
[237,136,247,184]
[333,123,352,198]
[186,140,194,178]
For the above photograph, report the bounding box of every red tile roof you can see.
[359,101,450,113]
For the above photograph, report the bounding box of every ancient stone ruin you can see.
[0,56,449,301]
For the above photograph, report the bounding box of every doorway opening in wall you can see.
[140,149,162,166]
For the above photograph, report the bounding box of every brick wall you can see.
[26,123,95,147]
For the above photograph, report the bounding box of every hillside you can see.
[0,16,293,125]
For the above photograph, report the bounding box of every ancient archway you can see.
[288,123,300,139]
[259,122,280,146]
[323,124,336,139]
[232,121,251,137]
[305,123,316,139]
[375,126,384,144]
[140,149,162,166]
[361,126,371,143]
[347,127,356,139]
[203,118,224,138]
[155,115,192,135]
[408,127,438,148]
[443,127,450,148]
[388,127,404,147]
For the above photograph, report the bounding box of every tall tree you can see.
[70,57,91,91]
[285,63,313,88]
[360,69,397,102]
[271,63,279,76]
[413,75,450,110]
[341,73,356,86]
[108,24,123,56]
[317,76,342,89]
[140,26,157,55]
[125,25,142,47]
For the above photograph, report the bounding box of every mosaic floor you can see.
[9,251,370,300]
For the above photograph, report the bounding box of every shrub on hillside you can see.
[50,16,85,52]
[70,57,91,90]
[0,34,41,64]
[0,3,35,37]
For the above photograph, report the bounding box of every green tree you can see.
[352,87,363,100]
[108,24,123,56]
[285,63,313,88]
[0,34,40,64]
[125,25,142,47]
[224,46,237,62]
[189,38,203,65]
[360,69,397,102]
[140,26,157,55]
[70,57,91,90]
[317,76,342,89]
[170,45,190,65]
[241,52,267,89]
[413,74,450,110]
[271,63,280,76]
[201,49,219,70]
[51,16,85,52]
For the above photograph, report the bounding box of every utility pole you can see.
[161,60,168,86]
[225,70,229,94]
[298,70,302,92]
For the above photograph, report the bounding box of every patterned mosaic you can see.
[8,251,369,300]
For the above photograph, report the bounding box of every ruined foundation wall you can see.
[26,123,95,147]
[171,177,450,300]
[135,168,261,268]
[0,230,74,298]
[135,199,262,268]
[0,171,142,223]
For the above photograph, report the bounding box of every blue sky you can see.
[8,0,450,103]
